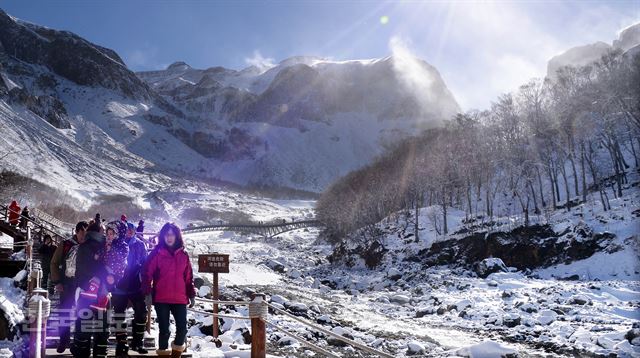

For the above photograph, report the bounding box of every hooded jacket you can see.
[98,237,129,284]
[141,246,195,305]
[115,235,147,293]
[75,230,106,291]
[8,201,20,225]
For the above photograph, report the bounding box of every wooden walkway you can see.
[181,220,322,238]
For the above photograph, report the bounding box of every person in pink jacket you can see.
[142,223,195,358]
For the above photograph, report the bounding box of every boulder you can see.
[474,258,508,278]
[407,341,426,354]
[416,307,434,318]
[288,269,302,279]
[537,310,558,325]
[317,315,332,325]
[567,295,591,305]
[198,286,211,298]
[284,301,308,314]
[270,294,288,305]
[266,259,286,273]
[389,294,411,304]
[387,268,403,280]
[193,275,206,289]
[503,314,521,328]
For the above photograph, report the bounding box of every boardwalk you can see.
[181,220,322,238]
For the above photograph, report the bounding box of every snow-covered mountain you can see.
[547,22,640,79]
[136,55,460,190]
[0,9,460,194]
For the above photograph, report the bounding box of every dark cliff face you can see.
[0,9,153,101]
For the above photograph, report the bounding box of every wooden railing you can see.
[181,220,322,238]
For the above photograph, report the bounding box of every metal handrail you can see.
[1,204,69,243]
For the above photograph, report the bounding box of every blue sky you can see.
[2,0,638,110]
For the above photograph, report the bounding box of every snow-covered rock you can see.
[198,285,211,298]
[536,310,558,326]
[474,258,509,278]
[407,340,426,354]
[287,269,302,279]
[388,294,411,304]
[387,267,403,280]
[265,259,286,273]
[269,294,288,305]
[451,340,517,357]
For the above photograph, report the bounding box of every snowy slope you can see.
[547,22,640,79]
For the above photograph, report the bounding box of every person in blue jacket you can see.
[111,222,149,356]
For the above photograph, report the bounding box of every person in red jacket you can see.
[142,223,195,357]
[8,200,20,226]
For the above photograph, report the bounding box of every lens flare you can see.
[380,15,389,25]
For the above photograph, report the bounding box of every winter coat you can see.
[19,208,30,229]
[8,201,20,225]
[75,231,106,291]
[38,243,57,273]
[97,238,129,284]
[115,236,147,293]
[50,236,78,284]
[141,247,195,305]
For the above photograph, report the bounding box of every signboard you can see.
[198,253,230,273]
[197,252,230,339]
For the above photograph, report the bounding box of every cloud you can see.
[244,50,275,73]
[123,45,165,71]
[388,36,436,113]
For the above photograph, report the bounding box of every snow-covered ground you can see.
[173,188,639,357]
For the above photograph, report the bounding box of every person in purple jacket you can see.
[80,225,129,311]
[142,223,195,358]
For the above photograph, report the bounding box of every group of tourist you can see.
[45,214,196,358]
[7,200,32,230]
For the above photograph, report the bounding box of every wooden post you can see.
[250,294,266,358]
[212,272,219,338]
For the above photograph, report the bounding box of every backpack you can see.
[64,244,79,278]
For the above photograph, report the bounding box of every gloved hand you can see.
[144,294,152,307]
[189,297,195,308]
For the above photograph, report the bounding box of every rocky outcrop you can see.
[7,87,70,128]
[423,224,618,270]
[0,9,153,100]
